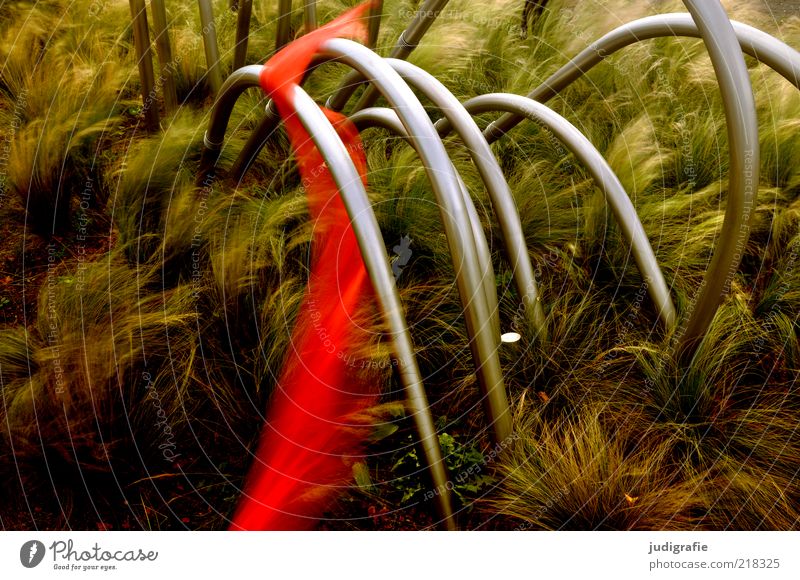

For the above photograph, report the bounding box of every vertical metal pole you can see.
[368,0,383,48]
[276,0,293,51]
[198,0,223,94]
[303,0,318,33]
[233,0,253,70]
[129,0,160,131]
[150,0,178,114]
[676,0,759,361]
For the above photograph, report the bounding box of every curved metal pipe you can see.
[350,107,500,342]
[676,0,759,360]
[478,13,799,142]
[303,0,318,33]
[291,86,455,530]
[203,65,264,154]
[233,0,253,70]
[325,0,451,112]
[199,64,263,179]
[462,93,677,329]
[276,0,293,51]
[388,58,547,340]
[319,38,512,444]
[198,0,223,94]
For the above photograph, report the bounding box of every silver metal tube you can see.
[462,93,677,330]
[233,0,253,70]
[303,0,318,33]
[150,0,178,114]
[325,0,451,112]
[676,0,759,360]
[291,86,456,530]
[129,0,160,131]
[350,107,500,342]
[388,59,547,340]
[276,0,293,51]
[320,38,512,444]
[198,0,223,94]
[203,65,264,154]
[478,14,799,142]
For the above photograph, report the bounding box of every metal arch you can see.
[201,64,264,176]
[290,85,456,530]
[479,14,799,141]
[202,65,503,360]
[208,69,495,351]
[460,93,677,330]
[459,5,764,360]
[318,37,513,444]
[325,0,452,112]
[676,0,759,360]
[350,107,408,136]
[350,107,500,343]
[387,58,548,341]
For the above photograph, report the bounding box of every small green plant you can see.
[390,428,495,507]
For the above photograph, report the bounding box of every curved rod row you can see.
[676,0,759,360]
[200,66,457,529]
[229,59,549,340]
[479,14,800,141]
[198,0,223,94]
[203,48,514,444]
[350,107,500,342]
[445,8,773,358]
[233,0,253,70]
[389,59,548,340]
[318,37,512,444]
[462,93,677,329]
[206,64,504,358]
[276,0,293,51]
[292,85,456,530]
[325,0,451,112]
